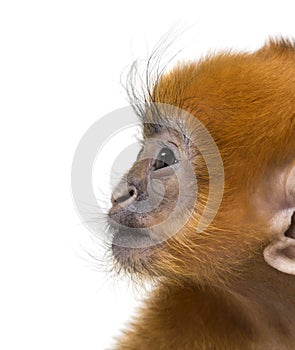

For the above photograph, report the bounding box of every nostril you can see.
[112,186,137,206]
[116,193,132,204]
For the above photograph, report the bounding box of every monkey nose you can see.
[111,185,138,209]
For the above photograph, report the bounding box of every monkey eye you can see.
[153,147,178,170]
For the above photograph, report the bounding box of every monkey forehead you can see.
[141,60,295,137]
[148,47,295,129]
[140,103,191,130]
[143,124,183,143]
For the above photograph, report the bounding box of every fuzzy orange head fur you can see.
[108,38,295,287]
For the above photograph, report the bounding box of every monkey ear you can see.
[263,163,295,275]
[264,236,295,275]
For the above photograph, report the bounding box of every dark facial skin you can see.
[108,127,197,271]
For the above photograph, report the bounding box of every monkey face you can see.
[108,125,199,275]
[106,103,226,280]
[105,39,295,283]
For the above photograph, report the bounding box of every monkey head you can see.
[107,39,295,286]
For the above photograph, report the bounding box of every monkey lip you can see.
[111,225,157,249]
[107,211,161,248]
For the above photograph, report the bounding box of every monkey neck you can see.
[222,256,295,337]
[158,263,295,348]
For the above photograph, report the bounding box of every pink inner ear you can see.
[263,236,295,275]
[282,245,295,260]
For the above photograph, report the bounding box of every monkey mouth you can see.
[107,210,169,248]
[111,225,156,248]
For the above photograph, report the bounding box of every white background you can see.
[1,1,295,349]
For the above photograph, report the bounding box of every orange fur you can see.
[112,38,295,349]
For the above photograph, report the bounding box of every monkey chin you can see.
[110,225,163,275]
